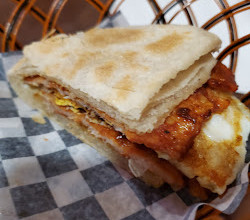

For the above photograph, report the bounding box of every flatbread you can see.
[9,25,221,133]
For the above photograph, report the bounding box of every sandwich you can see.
[8,25,250,195]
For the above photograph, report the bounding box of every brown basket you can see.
[0,0,114,52]
[1,0,249,74]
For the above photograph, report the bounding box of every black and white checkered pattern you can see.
[0,15,249,220]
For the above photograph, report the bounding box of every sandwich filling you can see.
[23,62,237,160]
[21,61,248,195]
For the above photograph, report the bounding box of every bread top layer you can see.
[9,25,221,133]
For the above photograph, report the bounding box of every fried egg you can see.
[158,96,250,194]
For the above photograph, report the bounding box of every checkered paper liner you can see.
[0,14,250,220]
